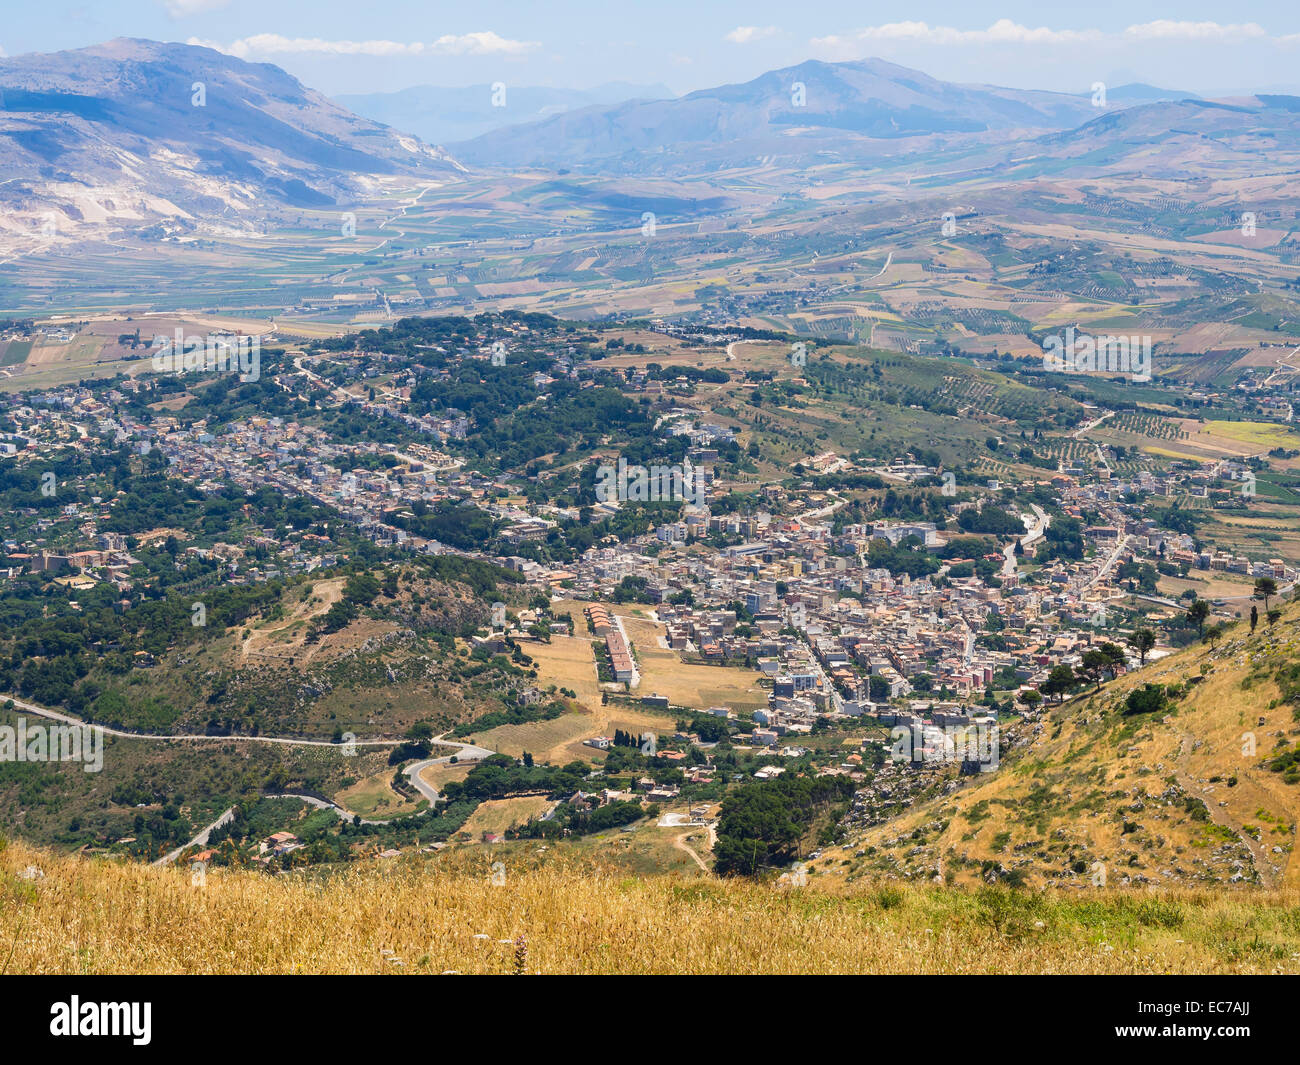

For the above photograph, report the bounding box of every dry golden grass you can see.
[524,634,602,708]
[459,797,556,839]
[620,616,767,712]
[471,711,597,761]
[471,703,674,764]
[334,772,421,820]
[1156,573,1258,601]
[2,840,1296,974]
[417,762,470,791]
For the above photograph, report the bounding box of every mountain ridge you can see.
[452,56,1124,171]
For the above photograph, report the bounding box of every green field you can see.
[0,339,32,366]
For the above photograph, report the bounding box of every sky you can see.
[3,2,1300,98]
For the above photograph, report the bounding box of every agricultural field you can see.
[470,701,678,765]
[523,633,602,708]
[1155,572,1261,602]
[1195,507,1300,568]
[1199,420,1300,454]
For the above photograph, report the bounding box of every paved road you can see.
[159,734,498,856]
[1071,411,1115,471]
[1084,534,1131,591]
[2,694,402,749]
[1002,504,1050,576]
[4,693,498,841]
[800,492,847,523]
[153,807,235,867]
[262,791,392,826]
[403,735,495,803]
[1210,582,1296,605]
[1071,411,1114,440]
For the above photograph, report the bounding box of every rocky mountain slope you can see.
[0,38,463,250]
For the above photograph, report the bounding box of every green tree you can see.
[1017,688,1043,714]
[1098,642,1127,678]
[1124,683,1167,717]
[1080,649,1112,691]
[1042,664,1075,703]
[1128,628,1156,665]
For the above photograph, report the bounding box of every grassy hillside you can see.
[1,837,1296,974]
[0,557,548,856]
[823,600,1300,890]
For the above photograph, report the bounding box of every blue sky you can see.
[4,2,1300,97]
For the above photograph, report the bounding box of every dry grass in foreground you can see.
[1,839,1297,974]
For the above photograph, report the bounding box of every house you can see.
[263,831,302,857]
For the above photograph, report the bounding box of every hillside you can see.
[822,600,1300,890]
[1,837,1295,974]
[1028,94,1300,178]
[0,556,541,858]
[0,38,463,250]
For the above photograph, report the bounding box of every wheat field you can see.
[2,840,1297,974]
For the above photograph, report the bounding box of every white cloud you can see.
[812,20,1100,54]
[812,19,1280,58]
[430,31,539,56]
[1122,21,1267,42]
[189,31,539,60]
[189,36,421,58]
[163,0,231,16]
[725,26,779,45]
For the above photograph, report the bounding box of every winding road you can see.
[403,737,495,803]
[153,807,235,867]
[253,734,495,833]
[1,694,401,749]
[3,694,496,859]
[1001,504,1050,577]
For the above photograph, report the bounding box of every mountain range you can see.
[0,38,1292,248]
[450,59,1191,172]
